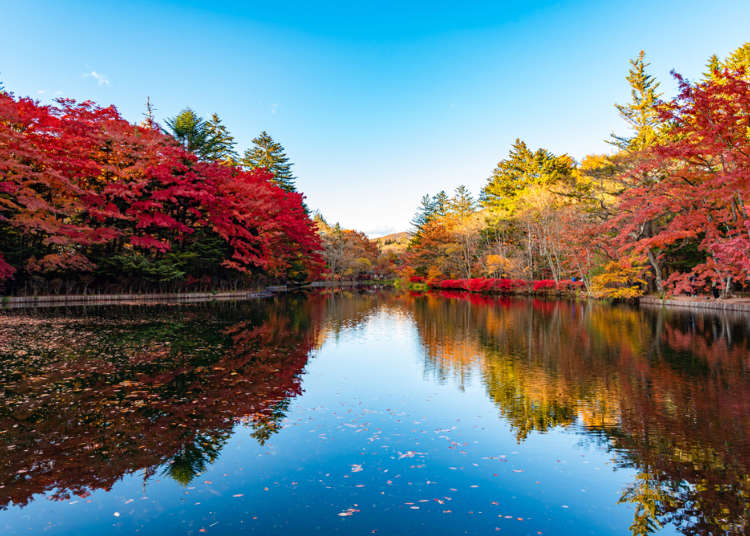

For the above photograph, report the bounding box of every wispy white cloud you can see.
[271,103,278,115]
[83,71,110,86]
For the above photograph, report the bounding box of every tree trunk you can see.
[646,248,663,294]
[722,275,732,299]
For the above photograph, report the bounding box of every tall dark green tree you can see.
[432,190,449,217]
[410,190,452,240]
[204,113,238,163]
[165,108,236,163]
[242,131,296,192]
[409,194,437,248]
[165,108,209,154]
[411,194,435,236]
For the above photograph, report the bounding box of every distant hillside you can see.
[375,232,410,254]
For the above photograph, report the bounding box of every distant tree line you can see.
[314,214,397,280]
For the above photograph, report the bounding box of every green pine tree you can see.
[203,113,238,163]
[609,50,663,152]
[165,108,209,154]
[432,190,449,217]
[165,108,237,163]
[241,131,297,192]
[411,194,436,231]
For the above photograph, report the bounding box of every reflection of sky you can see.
[2,309,677,535]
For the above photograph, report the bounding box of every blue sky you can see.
[2,1,748,236]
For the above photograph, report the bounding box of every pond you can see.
[0,290,748,535]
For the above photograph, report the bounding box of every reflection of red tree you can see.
[0,299,323,509]
[437,290,517,308]
[530,298,556,313]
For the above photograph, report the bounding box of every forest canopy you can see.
[0,93,323,293]
[1,42,749,298]
[401,43,750,299]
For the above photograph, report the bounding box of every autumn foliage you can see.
[401,292,749,534]
[610,68,750,297]
[426,277,582,294]
[402,46,750,299]
[0,92,322,293]
[0,297,325,506]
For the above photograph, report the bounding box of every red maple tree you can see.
[0,91,322,289]
[610,68,750,297]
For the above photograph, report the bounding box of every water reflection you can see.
[0,290,748,535]
[405,291,749,535]
[0,295,325,508]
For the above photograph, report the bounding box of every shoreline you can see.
[4,286,748,314]
[0,289,277,309]
[0,281,394,309]
[639,296,750,313]
[426,287,750,314]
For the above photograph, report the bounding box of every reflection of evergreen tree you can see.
[250,398,291,446]
[164,431,230,486]
[618,473,674,536]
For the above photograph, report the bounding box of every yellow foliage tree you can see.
[426,265,444,281]
[591,261,647,299]
[485,254,520,277]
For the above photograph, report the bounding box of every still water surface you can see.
[0,291,747,535]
